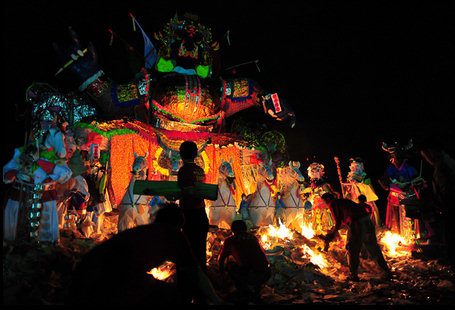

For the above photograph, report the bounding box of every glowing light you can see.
[302,244,328,269]
[147,261,176,281]
[380,231,412,257]
[267,219,294,240]
[300,223,315,240]
[257,219,294,250]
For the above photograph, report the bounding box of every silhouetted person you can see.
[68,203,221,305]
[321,193,392,282]
[177,141,209,273]
[218,220,271,304]
[358,194,374,220]
[418,138,455,274]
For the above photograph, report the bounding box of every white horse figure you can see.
[117,152,150,232]
[279,161,306,231]
[208,160,237,229]
[249,160,276,227]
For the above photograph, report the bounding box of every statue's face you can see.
[349,161,364,174]
[389,155,403,167]
[307,163,324,179]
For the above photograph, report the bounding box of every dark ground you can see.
[3,219,455,306]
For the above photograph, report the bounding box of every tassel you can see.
[108,29,114,46]
[226,30,231,46]
[129,13,137,32]
[254,59,261,73]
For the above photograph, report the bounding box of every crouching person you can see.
[218,220,271,304]
[68,203,222,305]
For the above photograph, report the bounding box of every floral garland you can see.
[75,121,136,138]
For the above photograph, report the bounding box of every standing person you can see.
[358,194,376,227]
[321,193,392,282]
[418,139,455,274]
[177,141,209,272]
[218,220,271,304]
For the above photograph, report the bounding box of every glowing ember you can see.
[300,223,315,240]
[380,231,411,257]
[302,244,328,269]
[261,233,272,250]
[147,261,176,281]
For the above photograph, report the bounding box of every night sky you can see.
[2,0,454,198]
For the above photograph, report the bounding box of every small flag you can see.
[130,13,157,69]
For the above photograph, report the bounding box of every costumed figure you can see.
[237,193,253,230]
[57,174,90,233]
[344,157,381,227]
[274,192,286,226]
[3,119,72,243]
[82,142,113,237]
[378,140,425,241]
[306,162,339,234]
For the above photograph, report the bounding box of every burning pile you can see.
[147,261,176,282]
[205,221,427,292]
[379,231,414,257]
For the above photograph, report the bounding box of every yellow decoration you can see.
[200,150,210,174]
[153,147,170,176]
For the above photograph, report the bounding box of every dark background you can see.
[2,1,454,208]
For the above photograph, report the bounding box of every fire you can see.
[380,231,411,257]
[261,233,272,250]
[302,244,328,269]
[257,220,294,250]
[147,261,176,281]
[300,223,315,240]
[267,219,294,240]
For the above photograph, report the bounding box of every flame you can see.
[380,231,411,257]
[257,220,294,250]
[300,223,315,240]
[147,261,176,281]
[267,219,294,240]
[302,244,328,269]
[260,233,272,250]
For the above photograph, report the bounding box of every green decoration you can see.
[196,65,211,78]
[156,57,175,73]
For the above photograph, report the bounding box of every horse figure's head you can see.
[169,150,182,175]
[132,152,149,179]
[219,160,235,186]
[44,127,67,159]
[258,159,275,185]
[219,161,235,181]
[287,161,305,184]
